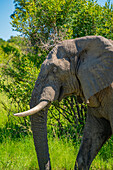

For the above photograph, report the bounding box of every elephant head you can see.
[14,36,113,169]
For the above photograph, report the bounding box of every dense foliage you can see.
[0,0,113,140]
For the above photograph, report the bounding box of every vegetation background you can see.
[0,0,113,169]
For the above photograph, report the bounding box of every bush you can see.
[0,0,113,139]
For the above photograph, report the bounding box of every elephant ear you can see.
[77,36,113,101]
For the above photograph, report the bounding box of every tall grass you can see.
[0,133,113,169]
[0,136,38,169]
[49,137,77,169]
[0,135,76,169]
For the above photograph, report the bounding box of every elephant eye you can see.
[53,67,57,73]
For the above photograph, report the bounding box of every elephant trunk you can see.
[30,109,51,170]
[29,85,57,170]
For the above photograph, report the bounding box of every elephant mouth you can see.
[58,85,76,101]
[58,86,73,101]
[58,86,64,101]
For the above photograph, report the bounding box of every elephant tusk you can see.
[14,101,49,117]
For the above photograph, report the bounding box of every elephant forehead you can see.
[44,58,70,71]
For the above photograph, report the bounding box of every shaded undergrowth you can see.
[0,121,31,143]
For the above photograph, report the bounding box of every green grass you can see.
[49,137,77,169]
[0,135,113,170]
[0,136,38,169]
[0,135,76,170]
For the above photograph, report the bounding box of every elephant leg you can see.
[30,111,51,170]
[75,109,112,170]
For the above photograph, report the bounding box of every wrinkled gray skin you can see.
[29,36,113,170]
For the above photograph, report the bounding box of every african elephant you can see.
[14,36,113,170]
